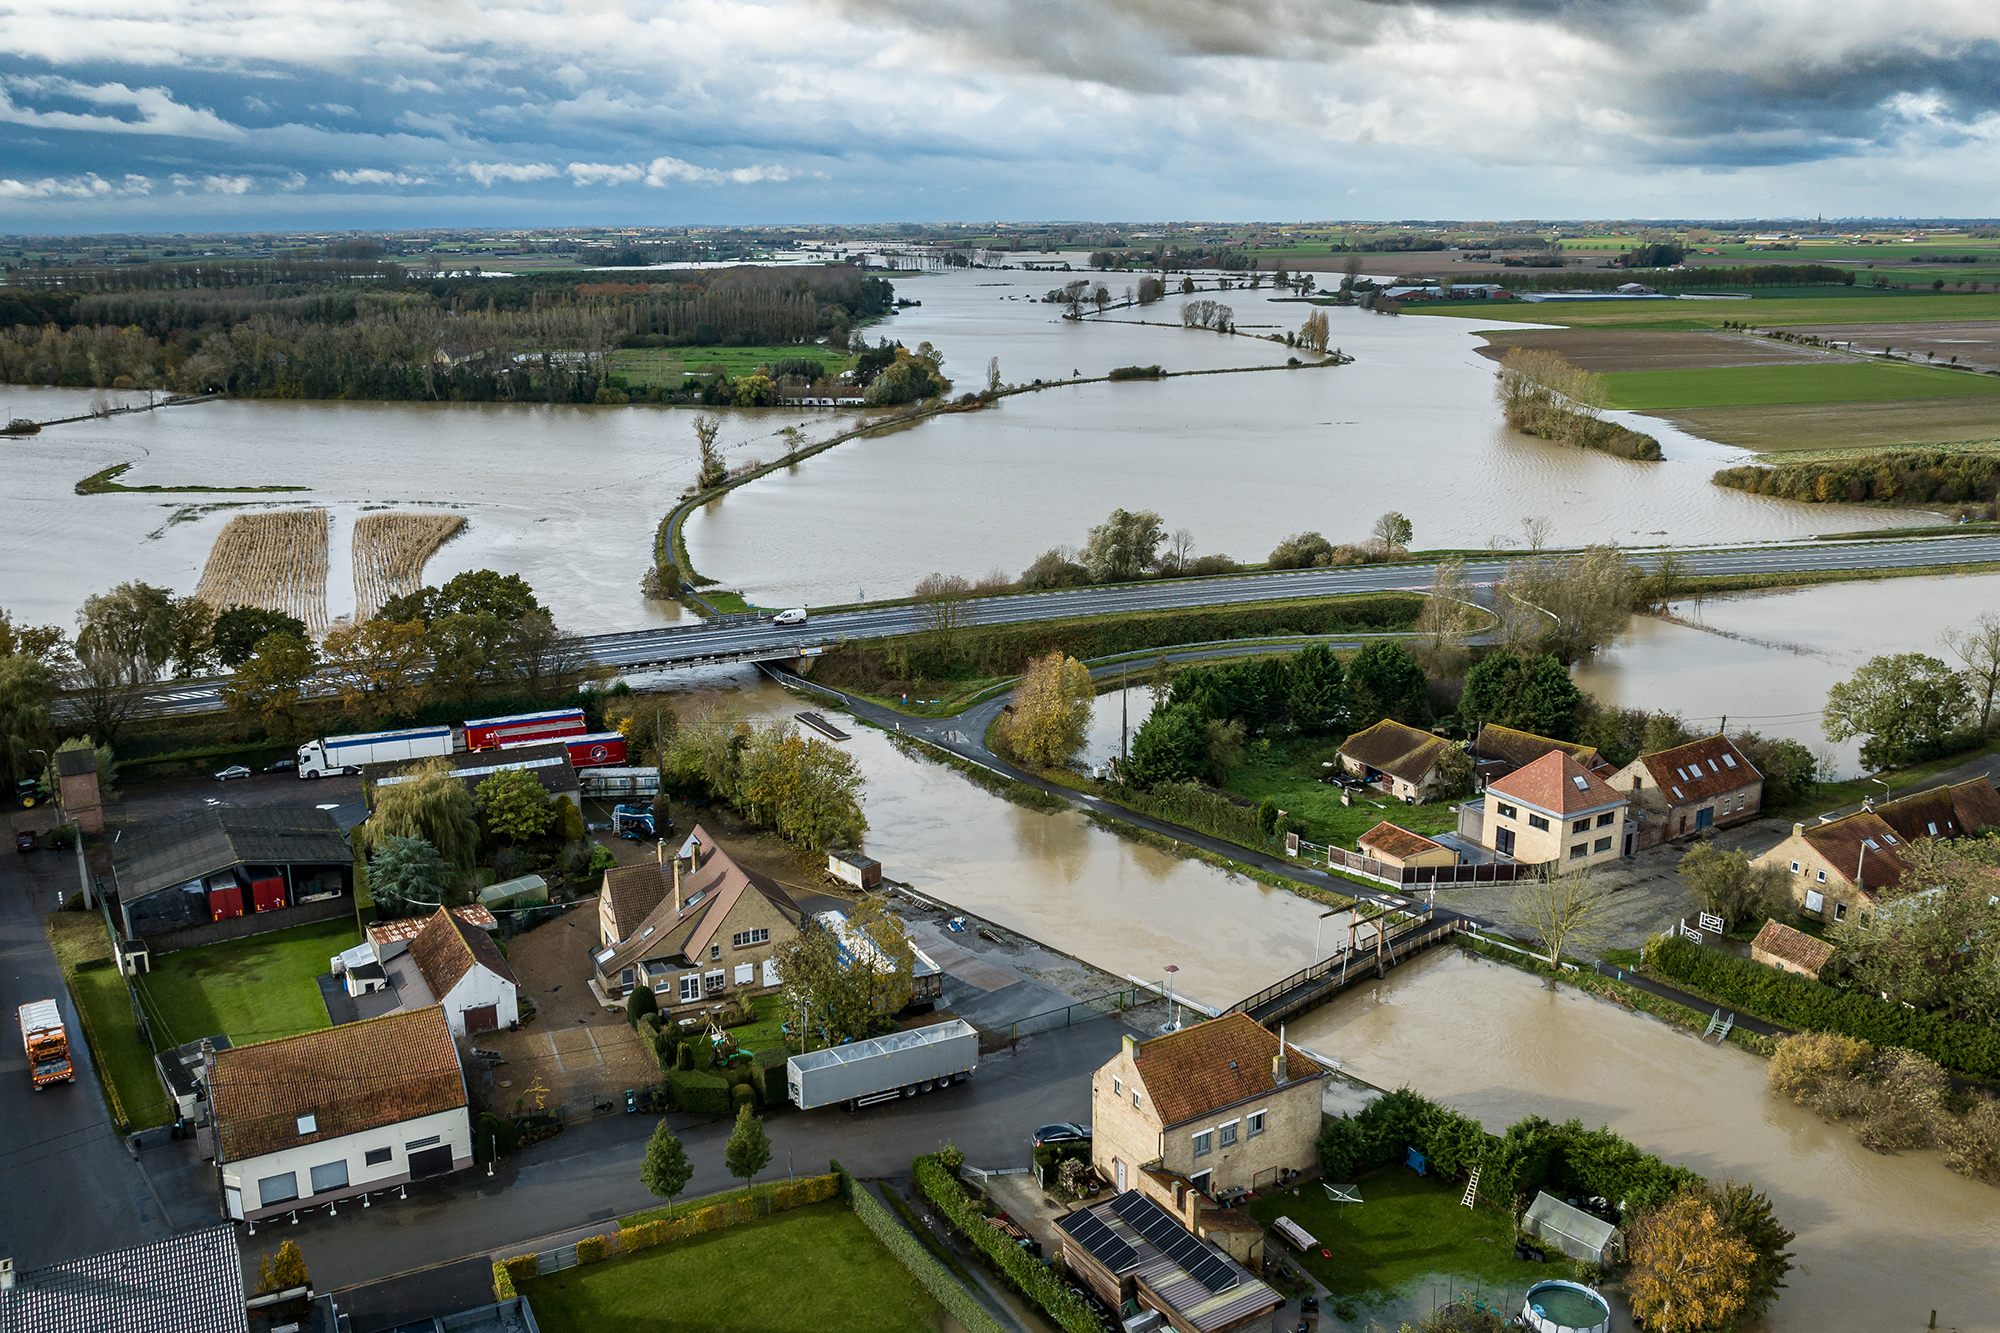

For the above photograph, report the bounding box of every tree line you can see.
[1713,449,2000,512]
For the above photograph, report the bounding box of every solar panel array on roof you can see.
[1058,1208,1138,1274]
[1110,1191,1240,1294]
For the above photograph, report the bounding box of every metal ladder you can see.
[1702,1008,1726,1040]
[1713,1013,1736,1044]
[1461,1167,1481,1208]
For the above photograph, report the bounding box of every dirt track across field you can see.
[1474,327,1842,372]
[1778,320,2000,374]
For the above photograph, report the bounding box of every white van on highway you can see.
[773,608,809,626]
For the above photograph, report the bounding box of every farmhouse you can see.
[1470,723,1610,784]
[1336,719,1453,802]
[1751,812,1911,925]
[1611,734,1763,849]
[1091,1014,1324,1268]
[1871,778,2000,844]
[1478,750,1629,867]
[210,1006,471,1222]
[111,806,353,951]
[592,826,805,1014]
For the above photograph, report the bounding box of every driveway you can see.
[478,911,651,1113]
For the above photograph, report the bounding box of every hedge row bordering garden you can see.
[911,1153,1100,1333]
[834,1160,1006,1333]
[1649,934,2000,1080]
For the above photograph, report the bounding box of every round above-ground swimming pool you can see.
[1521,1279,1612,1333]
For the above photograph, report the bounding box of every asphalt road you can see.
[117,532,2000,717]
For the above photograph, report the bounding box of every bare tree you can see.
[1498,545,1638,665]
[986,357,1001,394]
[1941,612,2000,732]
[1342,255,1364,289]
[694,415,726,489]
[1644,550,1694,612]
[1415,556,1475,671]
[66,646,149,750]
[1521,515,1554,554]
[1519,866,1614,966]
[508,611,597,701]
[913,573,972,660]
[1158,529,1196,576]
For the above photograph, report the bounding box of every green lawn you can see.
[44,912,175,1129]
[1224,736,1462,850]
[1602,361,2000,410]
[134,917,360,1051]
[521,1202,944,1333]
[609,345,850,388]
[1246,1168,1551,1299]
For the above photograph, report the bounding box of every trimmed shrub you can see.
[1650,934,2000,1079]
[835,1162,1006,1333]
[732,1083,756,1112]
[665,1068,731,1115]
[626,985,658,1028]
[913,1154,1099,1333]
[491,1262,515,1301]
[502,1254,537,1285]
[618,1219,664,1252]
[575,1235,607,1265]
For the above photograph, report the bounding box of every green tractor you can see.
[16,776,43,809]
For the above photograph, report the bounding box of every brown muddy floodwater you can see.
[1289,948,2000,1333]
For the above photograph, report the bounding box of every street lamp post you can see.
[1162,964,1179,1034]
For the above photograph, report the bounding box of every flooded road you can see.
[1288,948,2000,1333]
[1574,572,2000,779]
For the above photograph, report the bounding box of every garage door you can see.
[407,1145,454,1179]
[463,1004,498,1034]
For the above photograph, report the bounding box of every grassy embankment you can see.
[45,910,176,1129]
[608,344,853,388]
[518,1202,942,1333]
[75,462,309,495]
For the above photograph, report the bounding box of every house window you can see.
[1569,844,1587,860]
[620,967,635,990]
[1132,1091,1141,1109]
[1816,870,1827,883]
[1193,1131,1213,1157]
[1790,860,1800,873]
[1529,814,1550,832]
[710,944,721,961]
[1219,1120,1238,1147]
[1572,819,1591,834]
[680,974,701,1002]
[1594,837,1612,853]
[1496,802,1517,819]
[365,1146,393,1167]
[705,970,726,994]
[1113,1077,1123,1098]
[1247,1111,1266,1137]
[732,928,771,948]
[1597,812,1616,828]
[257,1172,299,1207]
[1834,902,1847,921]
[734,963,754,986]
[309,1160,349,1194]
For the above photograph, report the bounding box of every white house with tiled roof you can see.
[208,1006,469,1222]
[1610,734,1762,848]
[400,906,520,1037]
[1479,750,1629,868]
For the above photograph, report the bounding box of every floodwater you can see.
[682,272,1927,608]
[1288,949,2000,1333]
[1573,573,2000,779]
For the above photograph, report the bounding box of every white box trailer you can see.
[787,1019,977,1111]
[578,766,662,799]
[297,725,454,778]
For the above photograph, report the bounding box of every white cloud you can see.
[644,155,793,187]
[566,161,645,186]
[462,160,560,185]
[0,172,151,200]
[330,167,424,185]
[282,171,307,189]
[0,76,242,140]
[319,103,357,117]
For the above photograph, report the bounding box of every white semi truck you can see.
[296,725,454,778]
[786,1019,977,1112]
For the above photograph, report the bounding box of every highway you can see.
[119,532,2000,718]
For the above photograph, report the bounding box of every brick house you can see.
[1751,812,1911,926]
[1337,720,1452,802]
[1356,821,1458,871]
[1091,1014,1324,1268]
[1872,779,2000,844]
[1478,750,1629,868]
[592,825,805,1016]
[1610,735,1763,849]
[1750,920,1835,979]
[399,907,520,1038]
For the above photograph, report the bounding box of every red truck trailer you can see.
[463,708,586,751]
[500,731,628,769]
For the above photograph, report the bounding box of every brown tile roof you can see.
[1949,778,2000,834]
[369,905,496,950]
[1751,920,1834,975]
[407,906,517,996]
[598,826,802,977]
[1358,821,1445,861]
[1486,750,1624,817]
[209,1006,465,1163]
[1800,811,1910,896]
[602,858,671,941]
[1337,719,1451,785]
[1874,784,1963,843]
[1636,735,1761,805]
[1131,1012,1323,1128]
[1473,724,1606,775]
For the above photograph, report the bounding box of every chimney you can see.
[1272,1024,1288,1085]
[673,857,683,915]
[1793,822,1805,839]
[1122,1033,1137,1060]
[656,838,665,866]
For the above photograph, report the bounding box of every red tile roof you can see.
[1358,821,1446,861]
[407,906,517,996]
[210,1006,464,1163]
[1751,920,1835,975]
[1874,779,2000,843]
[1800,811,1910,896]
[602,857,671,941]
[369,904,496,949]
[1337,720,1451,785]
[1131,1012,1322,1128]
[598,826,802,977]
[1636,735,1760,805]
[1485,750,1623,817]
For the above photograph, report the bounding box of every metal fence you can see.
[1002,987,1149,1042]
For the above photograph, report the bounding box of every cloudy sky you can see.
[2,0,1997,232]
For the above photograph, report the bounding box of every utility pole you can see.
[1121,667,1129,766]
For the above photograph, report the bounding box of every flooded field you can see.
[1289,949,2000,1333]
[1573,572,2000,779]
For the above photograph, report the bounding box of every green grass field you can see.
[135,916,360,1051]
[609,345,850,388]
[45,911,175,1129]
[1224,735,1462,850]
[1602,361,2000,410]
[1245,1169,1552,1300]
[1416,292,2000,330]
[521,1202,944,1333]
